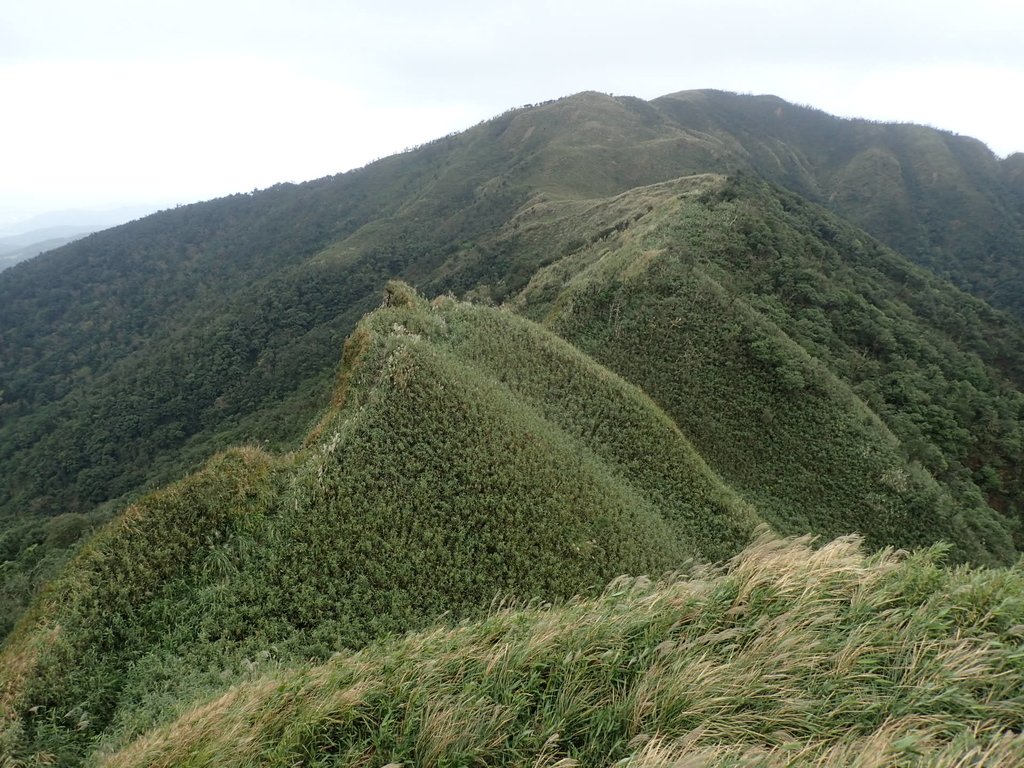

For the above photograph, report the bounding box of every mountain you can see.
[1,89,1024,764]
[2,90,1024,634]
[3,92,1021,515]
[512,173,1023,563]
[649,91,1024,316]
[3,287,1023,764]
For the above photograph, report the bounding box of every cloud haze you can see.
[2,0,1021,224]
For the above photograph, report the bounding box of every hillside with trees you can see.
[1,89,1023,766]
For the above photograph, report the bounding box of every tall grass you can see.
[92,535,1024,767]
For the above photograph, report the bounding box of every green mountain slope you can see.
[0,92,738,519]
[513,174,1024,564]
[3,90,1021,520]
[0,286,761,763]
[33,536,1024,767]
[2,88,1024,639]
[651,90,1024,315]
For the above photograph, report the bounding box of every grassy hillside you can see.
[0,286,761,764]
[512,175,1024,564]
[51,535,1024,767]
[4,90,1022,527]
[2,88,1024,661]
[4,171,1024,639]
[652,90,1024,317]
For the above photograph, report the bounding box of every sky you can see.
[1,0,1022,231]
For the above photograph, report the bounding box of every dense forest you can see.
[1,90,1023,765]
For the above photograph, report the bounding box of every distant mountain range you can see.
[1,89,1023,766]
[0,205,166,270]
[0,226,97,271]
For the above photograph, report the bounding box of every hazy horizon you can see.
[3,0,1022,224]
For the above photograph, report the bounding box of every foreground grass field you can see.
[88,535,1024,767]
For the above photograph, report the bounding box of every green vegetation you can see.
[0,508,110,638]
[652,90,1024,317]
[3,89,1022,540]
[0,287,761,764]
[514,175,1024,563]
[31,535,1024,767]
[2,89,1024,766]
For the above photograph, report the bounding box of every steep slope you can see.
[50,536,1024,767]
[0,285,760,764]
[513,174,1024,564]
[0,93,695,532]
[652,90,1024,316]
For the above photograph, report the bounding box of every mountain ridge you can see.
[0,285,764,761]
[3,89,1024,635]
[2,86,1024,765]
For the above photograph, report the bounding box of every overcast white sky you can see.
[1,0,1022,229]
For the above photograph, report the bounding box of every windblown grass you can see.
[93,535,1024,767]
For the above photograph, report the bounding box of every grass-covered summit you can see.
[0,284,761,763]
